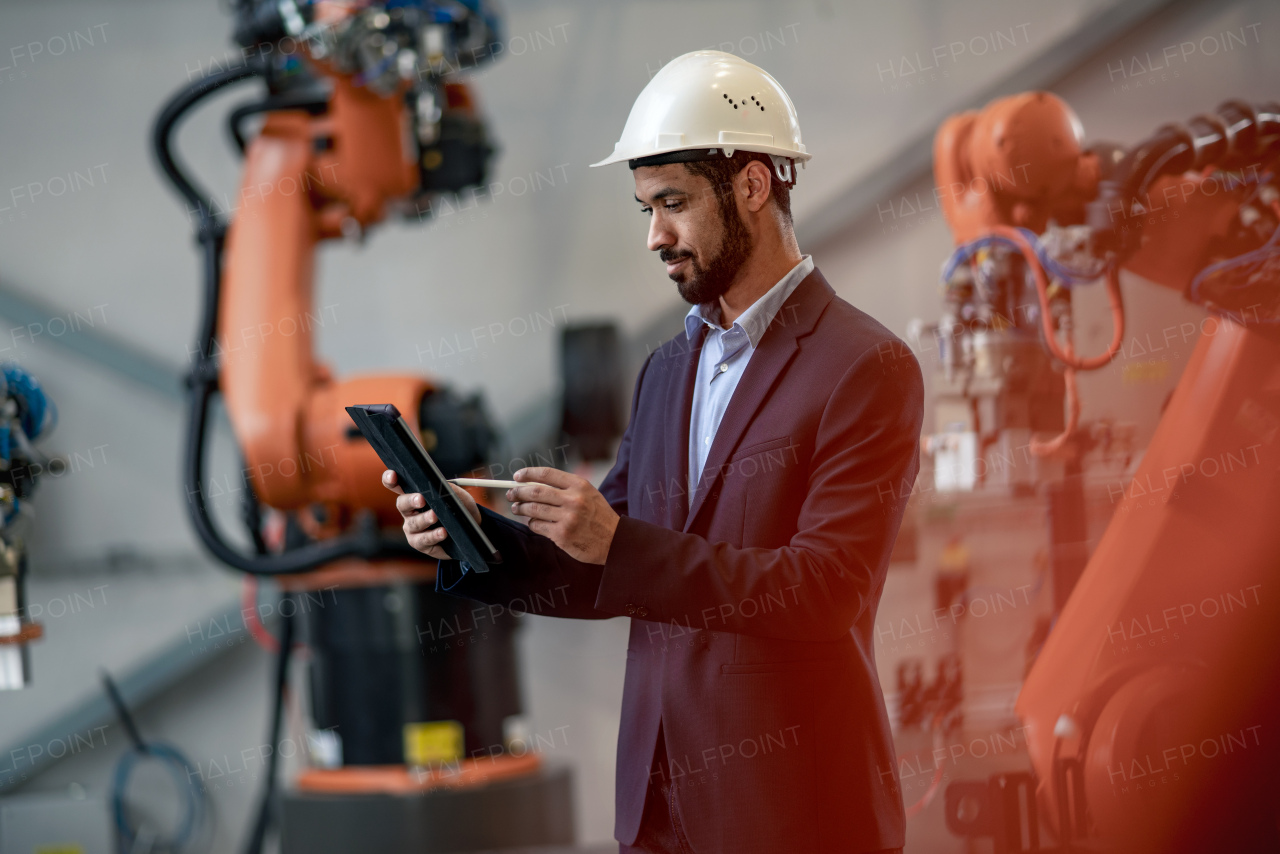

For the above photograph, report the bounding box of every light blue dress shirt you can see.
[685,254,814,494]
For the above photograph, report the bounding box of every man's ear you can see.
[740,159,774,214]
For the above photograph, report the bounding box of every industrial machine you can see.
[927,92,1280,852]
[0,365,55,691]
[153,2,572,850]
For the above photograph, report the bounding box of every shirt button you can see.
[704,437,710,445]
[719,363,728,373]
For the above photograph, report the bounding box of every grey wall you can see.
[0,0,1132,565]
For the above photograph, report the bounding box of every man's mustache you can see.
[659,249,693,263]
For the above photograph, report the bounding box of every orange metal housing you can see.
[1120,173,1246,294]
[933,92,1099,243]
[1017,317,1280,852]
[294,753,543,795]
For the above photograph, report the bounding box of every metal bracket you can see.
[768,154,795,186]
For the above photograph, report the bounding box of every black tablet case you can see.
[345,404,500,572]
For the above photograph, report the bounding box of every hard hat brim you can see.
[590,143,811,169]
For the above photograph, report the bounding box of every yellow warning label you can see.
[1122,359,1171,384]
[404,720,464,766]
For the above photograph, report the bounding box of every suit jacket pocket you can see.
[729,434,794,462]
[721,659,840,675]
[728,435,805,547]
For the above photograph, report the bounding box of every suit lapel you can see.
[681,270,834,533]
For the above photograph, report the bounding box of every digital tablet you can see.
[345,403,500,572]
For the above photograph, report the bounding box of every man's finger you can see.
[507,482,566,506]
[526,518,554,539]
[516,466,576,489]
[382,470,404,494]
[408,527,448,553]
[510,501,565,523]
[396,492,426,517]
[403,508,439,534]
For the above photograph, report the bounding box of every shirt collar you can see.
[684,255,814,346]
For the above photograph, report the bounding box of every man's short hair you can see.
[681,151,793,225]
[629,149,794,224]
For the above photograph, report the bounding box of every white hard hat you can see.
[590,50,810,185]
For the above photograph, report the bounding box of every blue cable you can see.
[0,364,53,529]
[1137,167,1274,319]
[1,364,52,440]
[941,227,1106,289]
[112,742,206,851]
[1188,220,1280,324]
[103,670,206,852]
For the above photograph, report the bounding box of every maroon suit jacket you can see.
[437,267,923,852]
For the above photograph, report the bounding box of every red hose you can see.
[980,226,1121,456]
[243,576,280,653]
[988,225,1126,371]
[903,716,949,819]
[1030,363,1081,458]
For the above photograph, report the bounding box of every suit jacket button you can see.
[625,604,636,615]
[636,606,649,618]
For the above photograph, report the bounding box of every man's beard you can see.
[662,197,754,306]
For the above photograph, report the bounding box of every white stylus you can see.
[448,478,522,489]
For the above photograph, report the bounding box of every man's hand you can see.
[506,467,619,565]
[382,469,481,560]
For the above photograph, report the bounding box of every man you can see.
[385,51,922,854]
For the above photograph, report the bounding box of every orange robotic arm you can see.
[218,71,430,524]
[155,7,498,573]
[150,10,557,845]
[935,95,1280,852]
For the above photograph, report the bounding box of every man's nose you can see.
[647,213,674,253]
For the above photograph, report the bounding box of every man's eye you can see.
[664,202,682,210]
[640,207,652,215]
